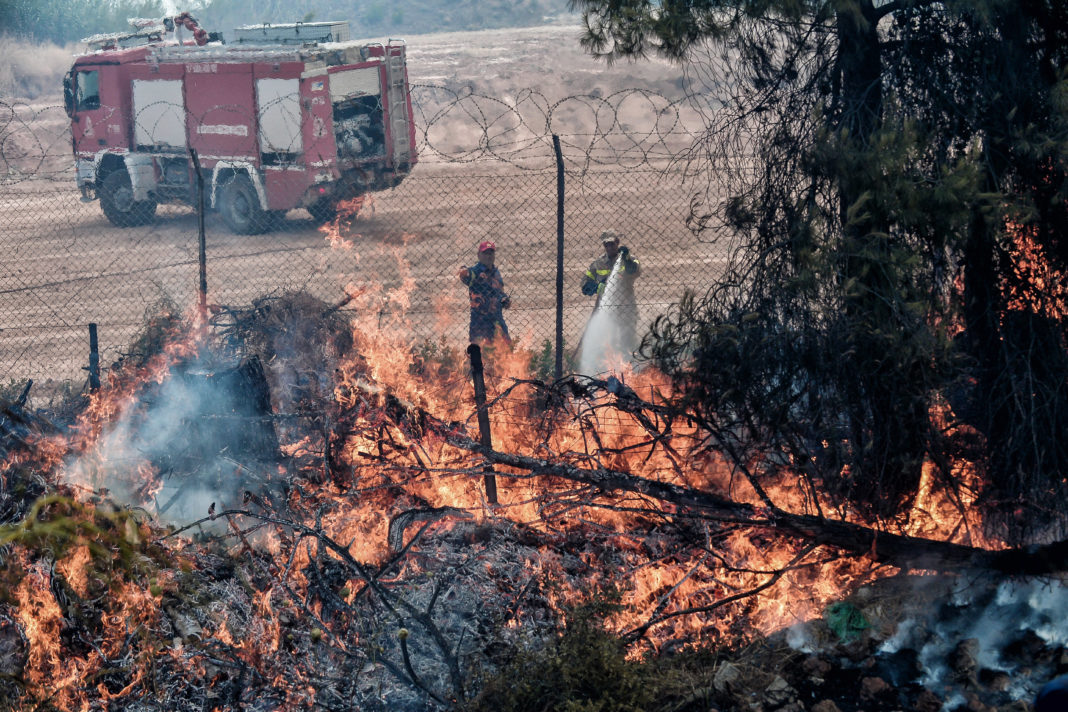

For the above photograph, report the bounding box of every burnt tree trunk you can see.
[445,432,1068,577]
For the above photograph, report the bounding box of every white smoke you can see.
[779,576,1068,708]
[890,576,1068,705]
[61,352,278,530]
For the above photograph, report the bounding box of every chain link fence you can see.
[1,86,725,391]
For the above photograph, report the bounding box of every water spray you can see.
[578,254,630,375]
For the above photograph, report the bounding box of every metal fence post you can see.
[467,343,498,505]
[189,148,207,316]
[87,323,100,392]
[553,134,564,380]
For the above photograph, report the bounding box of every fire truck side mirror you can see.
[62,71,74,118]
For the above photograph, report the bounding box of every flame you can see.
[1,229,1025,709]
[55,544,93,597]
[1006,222,1068,318]
[14,554,91,710]
[318,195,374,249]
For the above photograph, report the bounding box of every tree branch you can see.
[439,430,1068,576]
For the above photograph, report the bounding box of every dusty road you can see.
[0,23,725,386]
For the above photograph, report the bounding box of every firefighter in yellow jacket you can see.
[580,230,641,356]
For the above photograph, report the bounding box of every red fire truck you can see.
[63,15,417,233]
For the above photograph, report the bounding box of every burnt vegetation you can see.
[1,0,1068,710]
[0,283,1064,711]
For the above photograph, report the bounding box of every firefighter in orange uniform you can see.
[459,241,512,345]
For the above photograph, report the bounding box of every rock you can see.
[761,675,795,708]
[963,691,994,711]
[803,655,833,676]
[859,676,891,700]
[171,611,203,641]
[952,638,981,682]
[915,689,943,712]
[978,668,1011,692]
[1004,630,1053,667]
[869,647,922,688]
[996,702,1030,712]
[713,661,743,694]
[840,635,875,663]
[811,701,842,712]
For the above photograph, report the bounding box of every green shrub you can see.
[463,595,710,712]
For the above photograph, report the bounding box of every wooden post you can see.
[467,344,498,504]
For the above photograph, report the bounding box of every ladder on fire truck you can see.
[385,41,413,167]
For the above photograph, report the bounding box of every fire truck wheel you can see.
[99,170,157,227]
[307,198,338,224]
[220,174,270,234]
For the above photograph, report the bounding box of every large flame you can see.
[0,222,1011,708]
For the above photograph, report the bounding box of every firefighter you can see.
[459,241,512,345]
[580,229,641,356]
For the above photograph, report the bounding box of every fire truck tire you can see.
[220,174,270,234]
[99,170,157,227]
[307,198,338,224]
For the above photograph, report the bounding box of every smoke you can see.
[780,575,1066,708]
[0,35,76,100]
[880,577,1068,705]
[61,351,279,530]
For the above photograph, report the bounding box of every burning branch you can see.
[441,429,1068,575]
[386,372,1068,578]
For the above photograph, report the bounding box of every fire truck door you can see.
[256,78,302,162]
[132,79,187,150]
[185,64,257,161]
[300,73,336,179]
[70,66,123,156]
[328,65,386,161]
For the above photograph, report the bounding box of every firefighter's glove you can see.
[501,295,511,309]
[581,280,598,296]
[619,245,630,259]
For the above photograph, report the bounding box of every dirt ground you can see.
[0,22,726,386]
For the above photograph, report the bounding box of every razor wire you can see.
[0,87,729,392]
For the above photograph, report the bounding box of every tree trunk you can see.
[445,433,1068,576]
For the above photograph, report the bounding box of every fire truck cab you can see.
[63,16,417,233]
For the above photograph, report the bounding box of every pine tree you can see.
[570,0,1068,538]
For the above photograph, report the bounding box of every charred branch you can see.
[436,429,1068,577]
[166,508,468,705]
